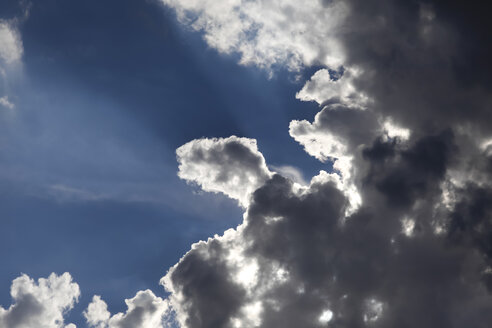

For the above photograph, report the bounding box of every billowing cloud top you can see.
[176,136,273,207]
[160,0,347,71]
[0,273,79,328]
[85,291,169,328]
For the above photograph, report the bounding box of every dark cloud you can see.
[363,130,454,208]
[164,166,492,327]
[170,243,247,328]
[340,0,492,134]
[145,0,492,327]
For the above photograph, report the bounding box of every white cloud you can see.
[85,291,169,328]
[290,118,348,163]
[176,136,273,207]
[0,96,14,110]
[0,15,25,109]
[296,68,369,108]
[0,273,79,328]
[160,0,347,72]
[84,296,110,328]
[0,20,23,65]
[318,309,333,323]
[382,119,411,141]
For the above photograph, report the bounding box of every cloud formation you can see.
[0,20,23,66]
[295,68,369,108]
[5,0,492,327]
[0,6,28,111]
[0,273,79,328]
[160,0,347,72]
[158,0,492,327]
[176,136,273,207]
[84,291,169,328]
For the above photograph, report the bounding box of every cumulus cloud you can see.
[5,0,478,327]
[84,290,169,328]
[176,136,273,207]
[84,296,110,328]
[0,273,79,328]
[289,104,380,162]
[162,133,492,327]
[160,0,347,72]
[296,67,369,108]
[156,0,492,327]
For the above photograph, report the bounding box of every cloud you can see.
[162,133,492,328]
[84,291,169,328]
[0,20,23,66]
[176,136,273,207]
[289,104,380,162]
[84,296,110,328]
[9,1,491,327]
[0,96,14,110]
[0,7,29,111]
[158,1,492,327]
[295,68,369,108]
[269,165,307,186]
[0,273,79,328]
[160,0,347,72]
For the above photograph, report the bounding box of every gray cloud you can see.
[159,0,492,327]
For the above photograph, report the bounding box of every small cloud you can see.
[48,184,107,202]
[176,136,273,207]
[0,95,15,109]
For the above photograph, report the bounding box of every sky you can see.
[1,0,492,328]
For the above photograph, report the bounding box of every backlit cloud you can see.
[158,0,492,327]
[160,0,347,72]
[0,273,79,328]
[85,291,169,328]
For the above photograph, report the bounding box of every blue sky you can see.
[0,0,327,326]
